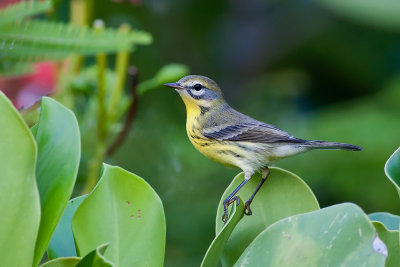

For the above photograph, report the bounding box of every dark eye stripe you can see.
[186,88,219,100]
[187,89,203,100]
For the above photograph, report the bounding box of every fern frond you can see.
[0,60,34,76]
[0,20,152,61]
[0,0,52,27]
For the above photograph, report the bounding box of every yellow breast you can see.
[181,96,264,170]
[185,111,242,168]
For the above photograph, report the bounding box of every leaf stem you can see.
[83,20,107,193]
[95,21,107,141]
[108,24,131,122]
[106,66,138,157]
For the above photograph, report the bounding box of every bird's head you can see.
[164,75,225,112]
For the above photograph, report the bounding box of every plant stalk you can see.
[82,20,107,193]
[108,24,131,122]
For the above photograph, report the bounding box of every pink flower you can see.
[0,62,57,109]
[0,0,22,9]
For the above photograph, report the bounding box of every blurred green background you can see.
[55,0,400,265]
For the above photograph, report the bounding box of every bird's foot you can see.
[222,196,240,224]
[244,200,253,216]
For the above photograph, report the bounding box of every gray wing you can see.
[202,107,305,144]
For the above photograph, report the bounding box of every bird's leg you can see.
[244,167,270,216]
[222,172,253,224]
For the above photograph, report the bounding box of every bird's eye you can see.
[193,84,202,91]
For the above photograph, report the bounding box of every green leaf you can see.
[0,92,40,266]
[385,146,400,196]
[72,164,166,267]
[201,197,245,267]
[0,0,52,27]
[318,0,400,31]
[372,222,400,267]
[153,63,190,85]
[0,20,152,64]
[40,257,81,267]
[33,97,81,265]
[137,63,190,95]
[48,195,87,259]
[77,243,115,267]
[369,212,400,231]
[216,167,319,266]
[0,61,34,77]
[235,203,387,267]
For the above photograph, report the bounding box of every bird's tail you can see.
[304,140,362,151]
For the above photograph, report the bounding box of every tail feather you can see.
[304,140,362,151]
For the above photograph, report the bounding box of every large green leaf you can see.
[372,222,400,267]
[235,203,387,267]
[72,164,166,267]
[318,0,400,31]
[0,92,40,266]
[48,196,87,259]
[40,257,81,267]
[201,197,244,267]
[369,212,400,231]
[385,147,400,196]
[216,167,319,266]
[76,243,114,267]
[33,97,81,265]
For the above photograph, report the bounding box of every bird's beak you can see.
[164,82,184,90]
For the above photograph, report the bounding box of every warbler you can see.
[164,75,362,223]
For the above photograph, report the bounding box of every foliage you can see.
[1,1,400,266]
[0,0,151,75]
[372,222,400,266]
[201,158,400,266]
[201,197,244,267]
[1,20,151,60]
[235,203,387,266]
[0,0,51,27]
[73,164,165,266]
[48,196,87,259]
[0,92,40,266]
[385,147,400,197]
[74,62,189,193]
[369,212,400,231]
[215,168,319,266]
[75,243,114,267]
[318,0,400,31]
[33,98,80,266]
[0,93,165,266]
[0,88,399,266]
[137,63,190,95]
[40,257,80,267]
[0,0,189,194]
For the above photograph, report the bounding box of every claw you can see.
[231,196,240,206]
[222,211,229,223]
[244,201,252,216]
[222,196,241,224]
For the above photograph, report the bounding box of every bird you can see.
[164,75,362,223]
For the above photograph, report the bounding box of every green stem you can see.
[82,20,107,193]
[70,1,84,73]
[82,51,107,193]
[85,142,106,193]
[108,24,131,122]
[96,52,107,140]
[56,0,93,106]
